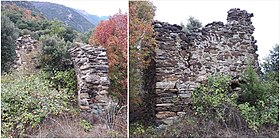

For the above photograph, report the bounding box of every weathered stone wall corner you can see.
[69,42,111,123]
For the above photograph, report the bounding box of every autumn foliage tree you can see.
[129,1,156,68]
[129,1,156,121]
[89,11,127,105]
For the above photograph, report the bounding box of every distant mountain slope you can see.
[31,1,94,32]
[1,1,41,14]
[1,1,43,18]
[75,9,108,26]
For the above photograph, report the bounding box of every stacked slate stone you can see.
[14,35,40,71]
[152,8,259,128]
[69,43,111,123]
[153,21,192,128]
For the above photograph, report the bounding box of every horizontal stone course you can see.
[69,42,111,123]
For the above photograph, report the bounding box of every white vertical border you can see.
[126,0,130,138]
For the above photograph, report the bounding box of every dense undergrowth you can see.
[1,70,73,137]
[1,69,127,138]
[130,66,279,138]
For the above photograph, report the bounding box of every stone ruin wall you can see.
[14,35,111,123]
[14,35,40,72]
[69,43,111,123]
[152,8,259,127]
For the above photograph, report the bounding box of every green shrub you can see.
[20,28,31,36]
[239,66,266,104]
[49,69,77,103]
[129,123,157,138]
[191,66,279,131]
[191,74,238,120]
[57,26,77,43]
[39,35,73,71]
[238,95,279,131]
[238,102,259,130]
[263,71,279,96]
[238,66,279,131]
[79,119,93,132]
[1,71,71,137]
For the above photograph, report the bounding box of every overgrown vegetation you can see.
[80,119,93,132]
[129,122,157,138]
[1,2,80,73]
[1,71,71,137]
[39,34,73,71]
[192,65,279,131]
[238,69,278,131]
[130,65,279,137]
[192,74,239,128]
[1,1,127,137]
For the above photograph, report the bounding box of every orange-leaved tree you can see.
[89,11,127,105]
[129,1,156,111]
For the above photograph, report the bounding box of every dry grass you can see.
[158,111,279,138]
[129,109,279,138]
[24,109,127,138]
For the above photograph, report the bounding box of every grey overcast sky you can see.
[152,0,280,62]
[31,0,128,16]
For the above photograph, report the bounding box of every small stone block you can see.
[80,93,89,99]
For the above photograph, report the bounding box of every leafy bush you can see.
[191,66,279,131]
[238,66,279,131]
[20,28,31,35]
[239,66,266,104]
[79,119,93,132]
[48,69,77,103]
[2,10,23,23]
[1,71,71,137]
[191,74,238,121]
[39,35,73,71]
[39,35,77,102]
[129,123,157,138]
[238,95,279,131]
[57,26,77,43]
[238,102,259,130]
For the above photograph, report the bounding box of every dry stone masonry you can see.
[14,35,40,72]
[69,43,111,123]
[152,8,259,127]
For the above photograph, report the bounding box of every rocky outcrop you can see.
[69,43,111,123]
[14,35,40,71]
[152,8,259,127]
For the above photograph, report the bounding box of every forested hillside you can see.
[31,1,95,32]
